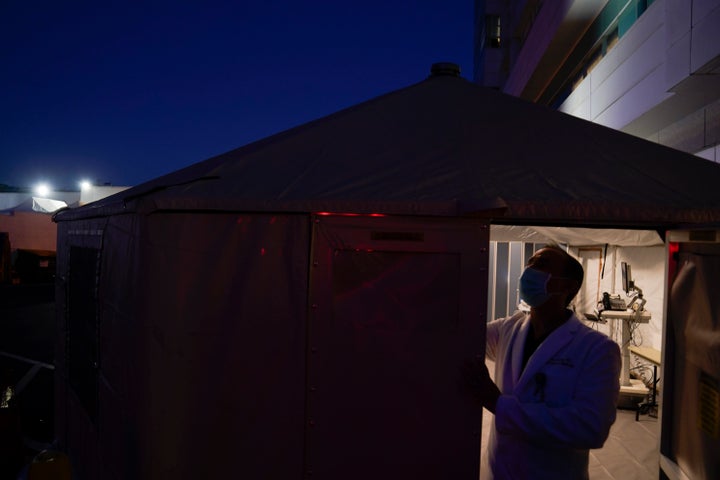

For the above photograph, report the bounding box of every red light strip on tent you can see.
[315,212,386,217]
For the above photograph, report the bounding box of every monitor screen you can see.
[621,262,633,293]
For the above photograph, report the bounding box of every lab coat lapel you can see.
[509,315,532,387]
[516,316,579,390]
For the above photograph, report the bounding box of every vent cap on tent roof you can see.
[430,62,461,77]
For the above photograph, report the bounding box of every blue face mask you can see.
[519,267,554,307]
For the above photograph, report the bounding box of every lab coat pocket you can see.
[539,361,576,407]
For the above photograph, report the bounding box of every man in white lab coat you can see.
[464,245,621,479]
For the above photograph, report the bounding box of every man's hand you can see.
[460,356,501,414]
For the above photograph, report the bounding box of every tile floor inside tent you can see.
[588,410,659,480]
[479,361,660,480]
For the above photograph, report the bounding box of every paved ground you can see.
[0,284,56,478]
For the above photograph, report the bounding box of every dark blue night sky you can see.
[1,1,474,190]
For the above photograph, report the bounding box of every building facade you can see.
[475,0,720,161]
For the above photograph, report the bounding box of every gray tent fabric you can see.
[54,212,489,479]
[55,72,720,229]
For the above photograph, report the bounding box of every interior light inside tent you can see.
[80,180,92,190]
[34,183,51,197]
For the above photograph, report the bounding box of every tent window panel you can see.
[523,243,547,266]
[494,242,509,318]
[487,242,496,322]
[489,241,546,320]
[508,243,523,313]
[67,246,100,422]
[332,250,460,332]
[524,243,535,267]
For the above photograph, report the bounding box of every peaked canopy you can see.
[0,196,68,214]
[56,68,720,229]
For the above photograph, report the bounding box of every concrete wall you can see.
[560,0,720,156]
[0,212,57,252]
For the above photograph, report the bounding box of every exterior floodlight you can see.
[35,183,51,197]
[80,180,92,190]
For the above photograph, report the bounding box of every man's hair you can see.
[543,243,584,305]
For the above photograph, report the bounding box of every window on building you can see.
[585,46,603,76]
[638,0,655,16]
[619,0,655,38]
[605,27,619,53]
[67,246,100,422]
[486,15,501,48]
[554,25,620,108]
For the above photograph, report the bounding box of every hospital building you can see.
[474,0,720,161]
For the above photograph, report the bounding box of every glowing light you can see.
[34,183,51,197]
[79,180,92,190]
[315,212,386,217]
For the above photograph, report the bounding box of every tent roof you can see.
[55,68,720,229]
[1,196,68,215]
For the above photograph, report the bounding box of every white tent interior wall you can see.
[489,225,666,351]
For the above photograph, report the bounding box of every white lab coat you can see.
[485,311,621,480]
